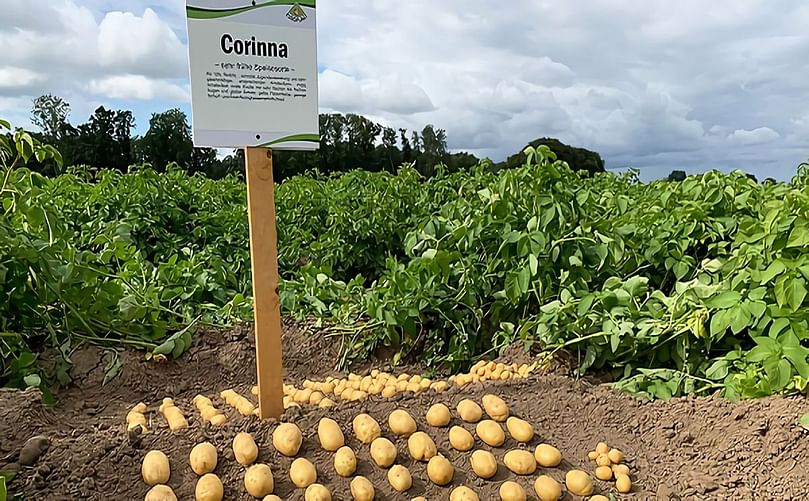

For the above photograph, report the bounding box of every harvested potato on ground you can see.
[431,381,449,392]
[189,442,218,475]
[425,403,451,428]
[144,484,177,501]
[503,449,536,475]
[273,423,303,457]
[589,497,609,501]
[499,480,527,501]
[534,444,562,467]
[596,454,612,467]
[389,409,417,437]
[387,464,412,492]
[290,457,317,488]
[263,497,282,501]
[587,450,599,460]
[233,432,259,466]
[194,473,223,501]
[565,470,593,496]
[407,431,437,461]
[470,450,498,479]
[127,402,148,432]
[317,418,344,452]
[612,464,631,477]
[369,437,397,468]
[533,475,562,501]
[449,426,475,451]
[142,450,170,486]
[616,473,632,493]
[608,448,625,464]
[382,386,397,398]
[456,399,483,422]
[334,446,357,477]
[475,420,505,447]
[305,484,332,501]
[349,476,375,501]
[596,442,609,454]
[158,399,188,431]
[595,465,613,481]
[427,455,454,485]
[505,416,534,443]
[481,394,509,421]
[244,464,274,497]
[353,414,382,444]
[449,486,479,501]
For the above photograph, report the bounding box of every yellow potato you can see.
[596,454,611,467]
[534,444,562,468]
[349,476,375,501]
[407,431,437,461]
[387,464,412,492]
[587,450,598,460]
[426,454,454,486]
[273,423,303,457]
[144,484,177,501]
[263,497,282,501]
[289,457,317,488]
[470,450,498,479]
[244,464,274,498]
[449,486,479,501]
[426,403,451,427]
[608,448,625,464]
[590,497,609,501]
[449,426,475,451]
[194,473,223,501]
[533,475,562,501]
[141,450,170,486]
[389,409,417,437]
[565,470,593,496]
[612,464,631,477]
[294,388,312,403]
[396,381,409,392]
[596,465,613,480]
[232,432,258,466]
[505,417,534,443]
[499,480,527,501]
[317,418,345,452]
[209,414,227,426]
[370,437,398,468]
[475,420,505,447]
[334,446,357,477]
[430,381,449,392]
[382,386,397,398]
[616,474,632,493]
[456,399,483,422]
[189,442,218,476]
[481,394,509,421]
[319,398,335,408]
[309,391,324,405]
[595,442,609,454]
[503,449,536,475]
[304,483,332,501]
[353,414,382,444]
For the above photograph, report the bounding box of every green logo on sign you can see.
[286,3,307,22]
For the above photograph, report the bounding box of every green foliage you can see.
[499,137,605,175]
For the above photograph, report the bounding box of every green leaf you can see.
[775,276,807,312]
[800,412,809,431]
[705,291,742,309]
[787,226,809,248]
[23,374,41,388]
[528,254,538,276]
[759,260,786,283]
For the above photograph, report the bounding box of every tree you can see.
[62,106,135,170]
[138,109,193,171]
[417,124,449,176]
[499,137,605,175]
[667,170,687,182]
[31,94,71,140]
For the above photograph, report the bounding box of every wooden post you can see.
[245,147,284,419]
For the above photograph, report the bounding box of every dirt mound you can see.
[2,319,809,500]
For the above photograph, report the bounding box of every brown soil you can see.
[2,318,809,500]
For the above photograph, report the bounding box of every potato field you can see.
[2,127,809,499]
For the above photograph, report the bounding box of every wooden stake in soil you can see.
[245,147,284,419]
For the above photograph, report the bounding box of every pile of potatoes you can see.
[588,441,633,494]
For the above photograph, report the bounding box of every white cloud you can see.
[0,67,46,89]
[320,70,434,115]
[728,127,780,146]
[87,75,189,101]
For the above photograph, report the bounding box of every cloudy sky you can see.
[1,0,808,181]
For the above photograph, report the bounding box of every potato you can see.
[387,464,412,492]
[426,403,451,427]
[263,497,282,501]
[596,453,611,467]
[289,457,317,488]
[369,437,397,468]
[334,446,357,477]
[470,450,498,479]
[382,386,397,398]
[353,414,382,444]
[407,431,437,461]
[616,474,632,493]
[233,432,258,466]
[534,444,562,468]
[186,442,218,477]
[533,475,562,501]
[319,398,335,408]
[273,423,303,457]
[565,470,593,496]
[590,497,609,501]
[317,418,345,452]
[608,448,625,464]
[141,450,170,486]
[503,449,536,475]
[210,414,227,426]
[244,464,274,497]
[595,442,609,454]
[587,450,598,460]
[505,417,534,443]
[144,484,177,501]
[411,498,427,501]
[475,420,505,447]
[449,426,475,451]
[430,381,449,392]
[481,394,509,421]
[426,454,454,485]
[305,484,332,501]
[595,465,613,480]
[499,480,527,501]
[349,476,375,501]
[456,399,483,422]
[389,409,417,437]
[194,473,223,501]
[449,486,479,501]
[612,464,631,477]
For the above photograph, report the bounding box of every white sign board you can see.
[185,1,319,150]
